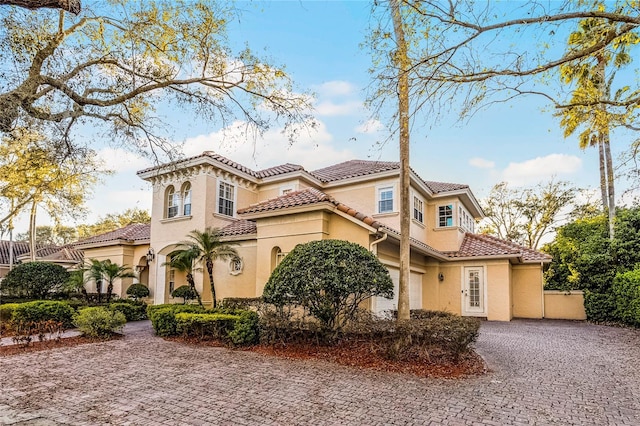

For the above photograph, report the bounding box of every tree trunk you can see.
[0,0,81,14]
[596,52,615,239]
[603,131,615,239]
[187,273,203,306]
[598,139,607,209]
[207,259,217,308]
[29,201,37,262]
[106,281,113,302]
[390,0,411,322]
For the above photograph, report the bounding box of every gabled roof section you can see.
[219,219,257,237]
[447,233,552,263]
[238,188,384,230]
[38,246,84,264]
[74,223,150,247]
[311,160,400,183]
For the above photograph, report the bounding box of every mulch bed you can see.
[168,337,486,378]
[0,334,122,357]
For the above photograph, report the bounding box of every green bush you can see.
[221,297,262,310]
[109,301,147,321]
[11,300,75,328]
[74,307,126,338]
[612,269,640,327]
[171,285,197,304]
[583,290,616,323]
[228,310,259,346]
[126,284,150,300]
[0,262,70,299]
[0,303,20,335]
[263,240,393,331]
[148,304,206,337]
[175,312,239,341]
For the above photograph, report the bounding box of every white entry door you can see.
[462,267,485,316]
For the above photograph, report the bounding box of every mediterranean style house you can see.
[133,151,557,321]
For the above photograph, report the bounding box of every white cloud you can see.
[315,100,363,116]
[97,148,151,173]
[502,153,582,186]
[182,119,354,171]
[316,80,356,97]
[469,157,495,169]
[355,119,384,134]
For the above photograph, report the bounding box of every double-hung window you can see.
[438,204,453,227]
[378,187,394,213]
[413,197,424,223]
[167,186,179,218]
[182,183,192,216]
[218,182,235,217]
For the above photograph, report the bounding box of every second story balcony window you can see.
[218,181,235,217]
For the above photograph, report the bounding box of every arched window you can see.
[166,185,179,218]
[271,246,287,271]
[182,182,192,216]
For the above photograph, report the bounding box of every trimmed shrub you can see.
[0,262,70,299]
[74,307,126,338]
[171,285,197,304]
[11,300,75,328]
[109,301,147,321]
[148,304,206,337]
[126,284,150,300]
[227,310,259,346]
[175,312,239,341]
[0,303,20,335]
[612,269,640,327]
[583,290,616,323]
[263,240,393,332]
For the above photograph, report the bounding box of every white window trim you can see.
[413,194,424,224]
[376,184,396,214]
[228,257,244,276]
[437,203,454,228]
[217,179,237,218]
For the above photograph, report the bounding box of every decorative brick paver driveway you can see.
[1,319,639,425]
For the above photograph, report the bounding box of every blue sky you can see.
[13,1,635,233]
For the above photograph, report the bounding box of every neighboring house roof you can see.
[32,246,84,264]
[74,223,150,247]
[0,241,32,265]
[447,233,552,263]
[220,219,257,237]
[1,241,83,267]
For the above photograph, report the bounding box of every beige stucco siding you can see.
[544,291,587,320]
[512,264,544,319]
[486,261,512,321]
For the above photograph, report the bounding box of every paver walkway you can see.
[0,319,639,425]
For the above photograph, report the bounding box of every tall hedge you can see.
[263,239,393,331]
[1,262,70,299]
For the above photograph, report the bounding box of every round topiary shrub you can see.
[0,262,70,299]
[126,283,150,300]
[263,239,394,331]
[171,285,197,304]
[74,307,126,338]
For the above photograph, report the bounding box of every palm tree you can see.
[87,259,105,303]
[101,260,136,302]
[163,249,203,306]
[180,227,238,308]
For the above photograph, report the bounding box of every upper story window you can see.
[459,205,475,233]
[378,186,394,214]
[166,186,179,218]
[182,182,192,216]
[438,204,453,227]
[218,181,235,217]
[413,196,424,223]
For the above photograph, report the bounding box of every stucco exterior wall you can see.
[512,264,544,319]
[486,261,512,321]
[544,291,587,320]
[425,197,467,252]
[82,244,150,298]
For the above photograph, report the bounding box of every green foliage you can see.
[0,262,70,299]
[263,240,394,331]
[175,312,240,341]
[583,290,616,323]
[612,269,640,327]
[612,208,640,272]
[148,304,206,337]
[0,303,19,335]
[11,300,75,328]
[11,320,65,347]
[227,310,259,346]
[74,307,126,339]
[171,285,197,304]
[126,283,150,300]
[77,208,150,239]
[109,301,147,322]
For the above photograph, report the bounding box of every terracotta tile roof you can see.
[138,151,304,180]
[311,160,399,183]
[0,241,31,265]
[422,180,469,193]
[1,241,83,265]
[377,225,448,258]
[238,188,384,229]
[74,223,150,246]
[39,246,84,263]
[219,219,257,237]
[447,233,552,262]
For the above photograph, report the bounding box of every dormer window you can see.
[438,204,453,227]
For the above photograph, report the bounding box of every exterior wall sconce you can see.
[146,248,155,263]
[438,273,445,282]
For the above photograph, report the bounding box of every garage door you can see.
[373,268,422,315]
